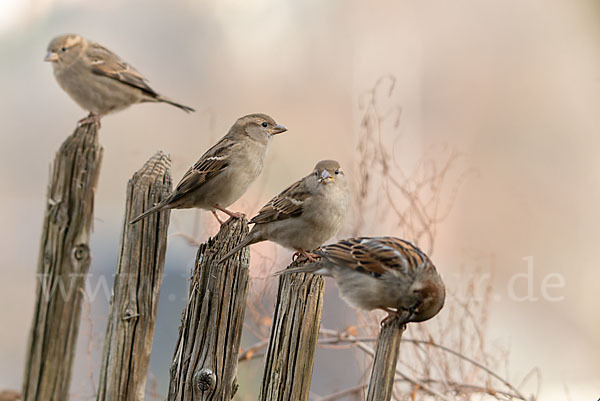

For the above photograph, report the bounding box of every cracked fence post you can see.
[258,260,325,401]
[22,124,103,401]
[96,152,172,401]
[365,319,406,401]
[168,218,250,401]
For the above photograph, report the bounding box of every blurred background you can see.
[1,0,599,399]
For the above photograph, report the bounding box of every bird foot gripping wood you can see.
[213,205,246,225]
[293,249,319,263]
[78,112,102,128]
[223,213,245,224]
[380,308,410,328]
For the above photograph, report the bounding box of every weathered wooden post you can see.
[365,319,406,401]
[258,260,325,401]
[22,123,103,401]
[96,152,172,401]
[168,218,250,401]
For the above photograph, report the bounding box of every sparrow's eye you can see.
[314,171,319,177]
[261,122,268,128]
[334,169,339,175]
[61,47,67,52]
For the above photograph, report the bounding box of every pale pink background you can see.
[0,0,598,399]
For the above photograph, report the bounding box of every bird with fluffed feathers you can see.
[45,33,194,125]
[276,236,445,326]
[219,159,350,262]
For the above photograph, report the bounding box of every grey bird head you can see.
[228,113,287,144]
[312,160,345,185]
[45,34,86,67]
[300,159,348,196]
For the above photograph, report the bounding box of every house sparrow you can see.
[130,113,287,224]
[276,237,445,326]
[44,34,194,125]
[219,160,350,262]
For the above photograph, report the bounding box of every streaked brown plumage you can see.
[219,160,350,262]
[130,113,287,224]
[45,34,194,124]
[276,236,445,326]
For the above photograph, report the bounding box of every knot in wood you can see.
[71,244,90,264]
[122,308,138,321]
[193,368,216,393]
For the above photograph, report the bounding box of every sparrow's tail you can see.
[156,95,195,113]
[218,234,259,264]
[130,202,167,224]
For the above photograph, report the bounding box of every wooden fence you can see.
[21,124,405,401]
[22,124,103,401]
[96,151,172,401]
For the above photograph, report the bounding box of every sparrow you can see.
[276,237,445,326]
[44,34,194,125]
[219,160,350,262]
[130,113,287,224]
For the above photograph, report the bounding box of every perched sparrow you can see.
[277,237,445,326]
[130,113,287,224]
[45,34,194,125]
[219,160,350,262]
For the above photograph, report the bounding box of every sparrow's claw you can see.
[213,204,245,221]
[293,249,319,263]
[223,213,245,224]
[78,112,102,127]
[380,308,410,328]
[380,310,398,327]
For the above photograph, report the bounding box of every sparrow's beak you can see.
[318,169,334,184]
[270,124,287,135]
[44,52,59,62]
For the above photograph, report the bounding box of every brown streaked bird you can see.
[44,34,194,125]
[130,113,287,224]
[219,160,350,262]
[276,236,445,326]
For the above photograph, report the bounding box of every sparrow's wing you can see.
[250,177,312,224]
[316,237,432,277]
[86,42,157,96]
[169,137,234,203]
